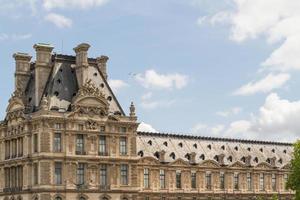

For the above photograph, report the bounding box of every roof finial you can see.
[130,101,135,117]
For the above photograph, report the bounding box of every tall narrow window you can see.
[18,137,23,157]
[33,163,38,185]
[77,163,85,185]
[55,162,62,184]
[220,172,225,190]
[259,173,264,191]
[234,173,239,190]
[284,174,288,191]
[100,164,107,186]
[4,168,10,188]
[144,168,150,188]
[5,141,10,159]
[119,137,127,155]
[120,164,128,185]
[272,174,276,191]
[18,166,23,188]
[191,172,197,189]
[33,134,38,153]
[99,136,107,156]
[54,133,62,152]
[205,172,212,190]
[176,171,181,189]
[247,173,252,191]
[76,134,84,155]
[159,169,165,189]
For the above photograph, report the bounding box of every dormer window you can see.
[154,151,160,159]
[221,145,225,150]
[163,141,168,147]
[193,143,197,149]
[241,156,246,163]
[200,154,205,160]
[278,158,283,164]
[138,150,144,157]
[260,148,263,152]
[170,152,176,160]
[207,144,211,150]
[283,149,287,154]
[185,153,191,160]
[228,156,233,162]
[214,155,219,162]
[234,146,238,151]
[178,142,183,148]
[147,140,152,146]
[272,149,275,153]
[247,147,251,152]
[266,158,271,164]
[254,157,258,163]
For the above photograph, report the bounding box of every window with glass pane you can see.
[119,137,127,155]
[206,172,212,190]
[77,163,85,185]
[55,162,62,184]
[144,168,150,188]
[120,164,128,185]
[100,164,107,186]
[33,134,38,153]
[176,171,181,189]
[76,134,84,155]
[160,169,165,189]
[54,133,61,152]
[120,127,126,133]
[259,173,264,191]
[33,163,38,184]
[272,174,276,191]
[234,173,239,190]
[191,172,196,189]
[99,136,107,156]
[220,172,225,190]
[247,173,252,191]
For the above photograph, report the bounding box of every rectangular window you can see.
[18,166,23,188]
[18,137,23,157]
[54,133,62,152]
[4,168,10,188]
[76,134,84,155]
[120,127,126,133]
[120,164,128,185]
[284,174,288,191]
[259,173,264,191]
[33,134,38,153]
[77,163,85,185]
[54,123,62,129]
[191,172,197,189]
[119,137,127,155]
[5,141,10,159]
[55,162,62,185]
[100,126,105,132]
[206,172,212,190]
[247,173,252,191]
[99,136,107,156]
[100,164,107,186]
[272,174,276,191]
[144,168,150,188]
[33,163,38,185]
[220,172,225,190]
[234,173,239,190]
[160,169,165,189]
[176,171,181,189]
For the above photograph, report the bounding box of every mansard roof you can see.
[23,54,124,115]
[137,131,293,168]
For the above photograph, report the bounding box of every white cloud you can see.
[108,79,128,93]
[135,69,188,90]
[216,107,242,117]
[191,123,225,137]
[197,11,232,26]
[0,33,32,41]
[140,99,175,110]
[44,13,72,28]
[137,122,158,132]
[233,73,290,96]
[141,92,153,101]
[43,0,108,10]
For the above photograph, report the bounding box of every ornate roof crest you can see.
[77,79,105,98]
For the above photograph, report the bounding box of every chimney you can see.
[96,55,109,80]
[73,43,90,87]
[13,53,32,93]
[33,43,54,106]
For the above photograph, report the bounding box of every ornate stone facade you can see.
[0,43,295,200]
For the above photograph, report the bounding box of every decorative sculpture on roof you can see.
[77,79,105,98]
[130,102,135,117]
[40,96,49,111]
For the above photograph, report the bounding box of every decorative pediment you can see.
[169,158,190,166]
[6,98,25,113]
[199,160,220,168]
[255,162,273,169]
[229,161,246,168]
[281,163,291,170]
[138,156,160,165]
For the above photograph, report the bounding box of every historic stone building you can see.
[0,43,295,200]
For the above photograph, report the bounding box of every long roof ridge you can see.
[137,131,293,146]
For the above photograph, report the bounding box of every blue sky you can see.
[1,0,300,142]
